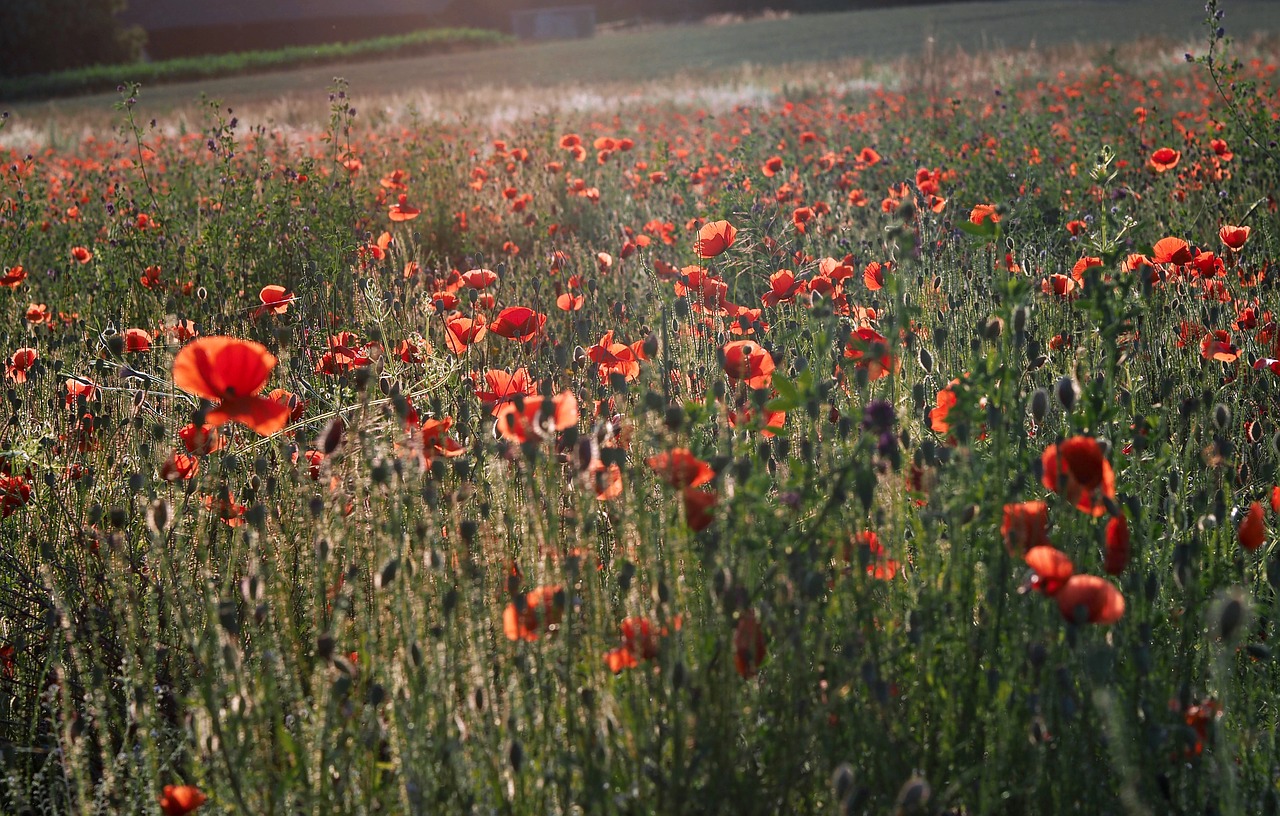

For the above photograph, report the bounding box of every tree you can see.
[0,0,144,78]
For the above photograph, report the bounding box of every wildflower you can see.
[1055,575,1125,624]
[0,474,32,517]
[1104,515,1130,575]
[123,328,152,352]
[604,617,662,672]
[1025,546,1074,595]
[1152,237,1193,265]
[1219,225,1250,250]
[489,306,546,342]
[647,449,714,489]
[5,348,36,383]
[1040,436,1116,517]
[720,340,775,389]
[443,315,487,355]
[493,390,578,444]
[388,193,420,222]
[256,285,294,317]
[1147,147,1181,173]
[1200,330,1239,363]
[969,203,1000,225]
[70,246,93,264]
[0,265,27,288]
[171,337,290,436]
[1238,501,1266,551]
[503,585,564,641]
[695,220,737,259]
[158,784,207,816]
[1002,501,1049,555]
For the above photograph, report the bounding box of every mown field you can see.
[2,0,1280,813]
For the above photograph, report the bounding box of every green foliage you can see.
[0,0,144,78]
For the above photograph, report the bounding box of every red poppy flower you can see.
[158,784,207,816]
[733,609,767,678]
[65,378,96,406]
[5,348,36,384]
[0,474,32,517]
[1238,501,1266,551]
[160,452,200,481]
[0,265,26,288]
[268,388,307,423]
[489,306,546,342]
[1040,437,1116,517]
[493,390,578,444]
[863,261,889,291]
[1002,501,1049,556]
[761,155,784,177]
[1152,237,1193,266]
[443,315,487,355]
[1055,575,1125,624]
[503,585,564,641]
[1200,330,1239,363]
[856,146,881,166]
[25,303,49,325]
[461,268,498,289]
[123,328,152,352]
[257,285,294,316]
[929,387,957,434]
[70,246,93,264]
[1025,546,1074,596]
[388,193,420,222]
[1219,225,1251,250]
[683,487,718,531]
[969,203,1000,225]
[178,423,225,455]
[695,220,737,259]
[721,340,775,389]
[1042,273,1078,299]
[604,616,663,672]
[1104,515,1130,575]
[761,269,805,307]
[588,331,640,383]
[172,337,290,436]
[1210,138,1233,160]
[139,265,162,289]
[473,368,534,408]
[843,328,896,380]
[647,448,715,489]
[1147,147,1181,173]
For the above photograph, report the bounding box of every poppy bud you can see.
[1213,403,1231,430]
[1054,376,1078,412]
[831,763,855,801]
[983,316,1004,339]
[1028,389,1049,423]
[918,347,933,373]
[894,774,931,815]
[1209,588,1251,643]
[1012,305,1029,334]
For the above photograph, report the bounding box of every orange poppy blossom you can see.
[160,452,200,481]
[863,260,889,291]
[0,265,27,288]
[1199,330,1239,363]
[1024,546,1074,596]
[388,193,421,221]
[25,303,50,325]
[443,315,487,355]
[5,348,37,383]
[268,388,307,424]
[1104,515,1130,575]
[472,367,535,410]
[123,328,152,352]
[419,416,468,460]
[489,306,546,342]
[1055,575,1125,624]
[460,268,498,289]
[1219,224,1251,250]
[929,387,958,434]
[171,337,291,436]
[1040,436,1116,517]
[843,327,896,380]
[647,448,715,489]
[1001,500,1050,556]
[720,339,775,389]
[69,245,93,264]
[503,585,564,641]
[682,487,718,531]
[254,285,294,318]
[178,423,226,455]
[1147,146,1181,173]
[493,390,579,444]
[969,203,1000,225]
[604,616,675,672]
[843,530,899,580]
[733,609,767,679]
[760,269,806,307]
[1151,236,1193,266]
[588,331,641,383]
[158,784,207,816]
[1238,501,1266,551]
[695,220,737,259]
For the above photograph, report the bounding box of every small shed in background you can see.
[510,5,597,40]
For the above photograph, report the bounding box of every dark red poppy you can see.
[733,609,766,678]
[1002,501,1049,556]
[1104,515,1130,575]
[1239,501,1266,551]
[1041,437,1115,517]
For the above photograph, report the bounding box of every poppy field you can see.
[2,4,1280,813]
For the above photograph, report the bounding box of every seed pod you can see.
[1054,376,1078,412]
[1028,388,1049,423]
